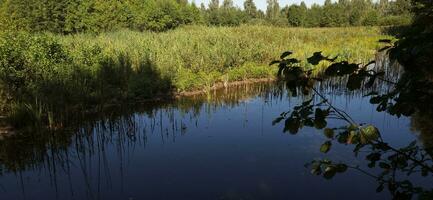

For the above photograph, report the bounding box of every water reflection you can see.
[0,81,430,200]
[270,48,433,199]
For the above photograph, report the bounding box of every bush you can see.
[379,15,412,26]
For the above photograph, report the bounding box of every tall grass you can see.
[0,25,392,128]
[59,25,391,90]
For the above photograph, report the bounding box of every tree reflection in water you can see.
[1,49,432,199]
[0,65,431,199]
[0,82,286,199]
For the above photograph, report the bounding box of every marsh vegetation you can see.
[0,26,391,128]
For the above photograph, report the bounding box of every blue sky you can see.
[190,0,326,10]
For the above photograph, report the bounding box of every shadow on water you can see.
[0,32,173,129]
[0,82,288,199]
[0,42,433,199]
[0,58,432,199]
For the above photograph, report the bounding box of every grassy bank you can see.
[0,25,392,128]
[58,25,390,90]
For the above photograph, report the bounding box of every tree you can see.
[209,0,219,11]
[222,0,233,9]
[286,2,308,27]
[304,4,322,27]
[0,0,413,32]
[266,0,280,19]
[176,0,188,6]
[389,0,411,15]
[244,0,258,18]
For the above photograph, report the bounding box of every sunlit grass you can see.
[0,25,392,127]
[58,25,392,92]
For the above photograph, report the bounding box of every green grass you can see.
[0,25,392,127]
[58,25,391,91]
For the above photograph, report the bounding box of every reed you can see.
[0,25,392,127]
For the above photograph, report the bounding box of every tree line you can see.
[0,0,412,34]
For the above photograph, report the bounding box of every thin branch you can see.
[312,87,357,125]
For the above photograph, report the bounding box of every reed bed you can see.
[59,25,391,91]
[0,25,392,127]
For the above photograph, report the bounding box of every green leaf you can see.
[323,166,336,179]
[314,118,327,129]
[360,125,380,143]
[324,128,334,138]
[284,118,301,134]
[347,131,360,144]
[337,131,349,143]
[320,141,332,153]
[335,164,348,173]
[310,162,322,175]
[315,108,329,120]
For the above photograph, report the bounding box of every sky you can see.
[190,0,326,10]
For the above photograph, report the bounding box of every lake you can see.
[0,80,431,200]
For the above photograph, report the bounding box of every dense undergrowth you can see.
[0,25,392,128]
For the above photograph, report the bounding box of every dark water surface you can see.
[0,82,431,200]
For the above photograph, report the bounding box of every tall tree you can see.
[222,0,233,9]
[286,2,307,27]
[209,0,219,11]
[244,0,258,18]
[266,0,280,19]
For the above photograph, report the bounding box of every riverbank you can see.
[0,25,392,129]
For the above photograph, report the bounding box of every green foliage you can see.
[0,31,171,127]
[0,0,414,33]
[378,15,412,26]
[0,26,389,128]
[285,4,307,27]
[272,49,433,199]
[243,0,258,19]
[205,0,247,26]
[0,0,202,33]
[282,0,412,27]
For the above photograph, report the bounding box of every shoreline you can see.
[175,77,275,98]
[131,77,276,104]
[0,77,276,138]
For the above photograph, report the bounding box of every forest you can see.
[0,0,411,33]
